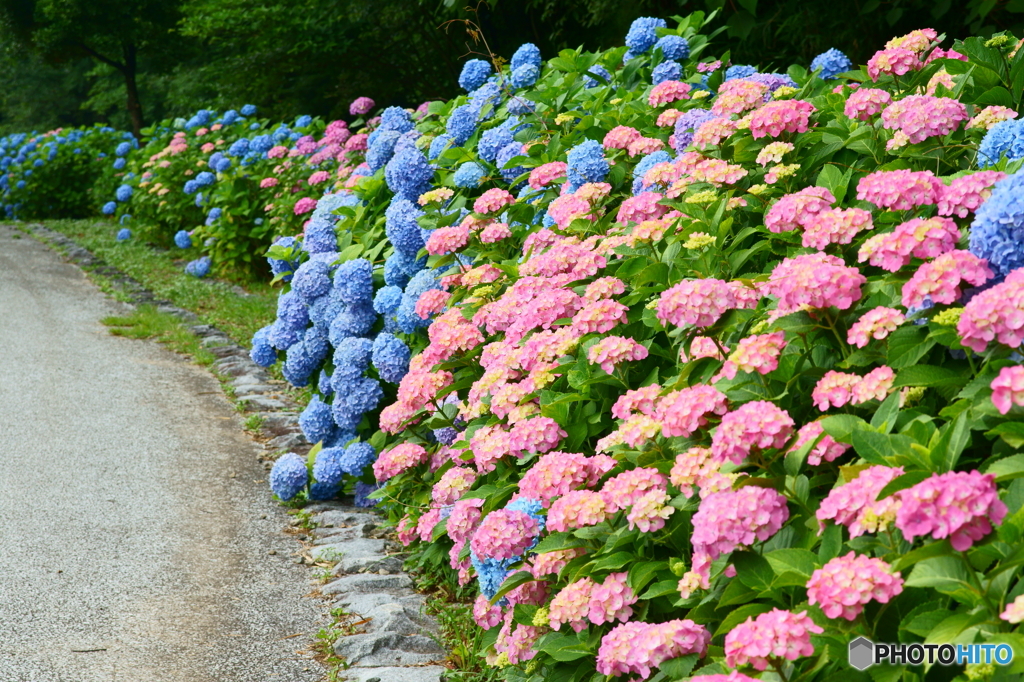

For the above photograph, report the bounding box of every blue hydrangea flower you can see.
[446,105,477,146]
[268,236,301,280]
[308,481,340,501]
[459,59,492,91]
[372,333,411,383]
[300,396,336,444]
[511,64,540,89]
[116,228,131,241]
[434,427,458,445]
[205,207,222,226]
[478,123,515,163]
[429,134,454,161]
[496,142,526,184]
[328,303,376,345]
[632,150,673,194]
[811,48,852,80]
[674,108,716,152]
[970,170,1024,277]
[396,294,431,333]
[652,60,682,85]
[270,453,308,500]
[333,259,374,305]
[340,442,376,476]
[471,553,515,600]
[373,286,404,315]
[507,95,536,115]
[302,216,338,255]
[511,43,542,71]
[241,104,257,116]
[112,158,126,170]
[102,201,116,215]
[304,325,329,364]
[385,198,425,257]
[277,291,310,330]
[380,106,414,133]
[332,336,374,380]
[385,146,433,201]
[505,497,546,534]
[655,35,690,61]
[313,447,346,486]
[978,119,1024,167]
[268,319,301,350]
[746,72,798,97]
[174,228,192,249]
[467,81,502,121]
[566,139,609,192]
[292,259,332,304]
[366,129,402,173]
[318,369,334,396]
[331,377,383,429]
[115,141,131,157]
[453,161,486,188]
[250,326,277,367]
[625,17,667,54]
[725,64,757,81]
[383,253,412,289]
[354,482,380,507]
[228,139,249,157]
[283,341,317,386]
[115,184,132,202]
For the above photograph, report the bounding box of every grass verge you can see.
[44,218,278,347]
[102,305,217,365]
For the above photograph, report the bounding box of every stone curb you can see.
[23,224,448,681]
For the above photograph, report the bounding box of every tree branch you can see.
[74,41,126,72]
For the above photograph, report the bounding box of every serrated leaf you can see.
[533,532,588,554]
[985,453,1024,482]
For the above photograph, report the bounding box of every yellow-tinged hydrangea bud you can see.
[669,558,687,577]
[645,298,660,310]
[691,90,712,100]
[932,307,963,326]
[747,183,770,196]
[685,189,719,204]
[525,660,540,674]
[532,606,550,627]
[493,652,511,668]
[610,98,623,105]
[900,386,926,407]
[750,319,770,334]
[986,35,1011,48]
[683,232,715,249]
[965,662,996,680]
[555,113,578,125]
[772,85,799,99]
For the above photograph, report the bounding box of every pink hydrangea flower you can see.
[372,443,428,481]
[612,385,661,419]
[764,186,835,233]
[602,467,668,512]
[626,489,675,532]
[721,332,786,379]
[749,100,816,139]
[350,96,375,115]
[417,508,442,541]
[508,415,566,457]
[691,487,789,580]
[425,224,470,255]
[628,136,666,156]
[496,617,542,664]
[817,465,904,538]
[470,509,540,560]
[848,307,906,347]
[414,289,450,320]
[657,278,737,328]
[901,250,992,309]
[957,270,1024,352]
[807,552,904,620]
[767,252,866,314]
[790,421,848,466]
[447,498,485,543]
[589,572,638,625]
[549,577,595,632]
[1001,596,1024,624]
[617,191,668,225]
[657,384,729,437]
[473,594,504,629]
[896,470,1007,550]
[991,366,1024,414]
[432,466,477,505]
[259,177,279,188]
[529,161,567,189]
[969,105,1018,130]
[530,547,585,577]
[307,170,330,185]
[844,87,893,120]
[596,620,710,679]
[518,451,611,505]
[881,95,969,144]
[693,117,738,146]
[938,171,1006,217]
[712,79,768,115]
[293,197,317,214]
[680,336,727,362]
[670,446,715,495]
[474,188,516,214]
[571,298,629,335]
[396,515,417,546]
[867,47,922,80]
[479,221,511,243]
[724,609,822,671]
[656,108,684,127]
[856,169,944,210]
[584,276,626,302]
[812,370,861,410]
[588,336,648,374]
[547,490,612,531]
[711,401,794,464]
[547,193,592,228]
[801,207,873,250]
[603,126,642,150]
[858,216,961,272]
[852,366,895,404]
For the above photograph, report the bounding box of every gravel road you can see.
[0,224,325,681]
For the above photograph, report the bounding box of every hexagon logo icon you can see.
[849,637,874,670]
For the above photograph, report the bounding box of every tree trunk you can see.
[123,43,144,139]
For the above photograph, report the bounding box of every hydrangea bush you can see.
[251,16,1024,680]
